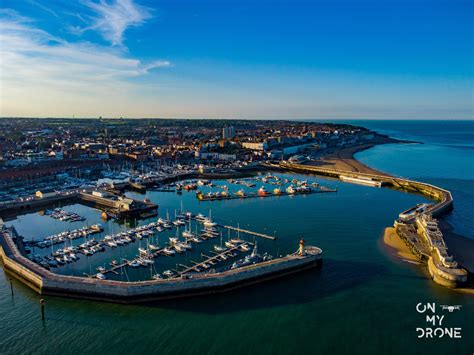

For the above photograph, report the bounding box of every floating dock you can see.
[219,225,276,240]
[177,243,253,275]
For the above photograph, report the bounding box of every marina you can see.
[1,224,322,302]
[1,0,472,349]
[10,201,284,283]
[189,175,336,201]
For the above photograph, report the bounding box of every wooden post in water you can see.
[10,278,13,297]
[40,299,45,320]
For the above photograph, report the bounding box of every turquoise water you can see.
[1,121,473,354]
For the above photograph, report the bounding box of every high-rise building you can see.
[222,125,236,139]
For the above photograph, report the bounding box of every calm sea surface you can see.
[0,120,473,354]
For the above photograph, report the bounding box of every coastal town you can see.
[0,118,471,302]
[1,0,472,352]
[0,118,381,201]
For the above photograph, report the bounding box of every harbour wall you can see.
[0,229,321,303]
[427,257,468,288]
[278,162,453,217]
[277,162,470,289]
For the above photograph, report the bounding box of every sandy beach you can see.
[330,141,474,292]
[381,227,421,264]
[309,136,405,175]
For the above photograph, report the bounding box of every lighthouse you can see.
[299,238,305,255]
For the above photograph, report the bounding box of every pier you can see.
[177,243,253,275]
[278,161,470,288]
[0,188,157,220]
[219,225,276,240]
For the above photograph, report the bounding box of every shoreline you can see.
[300,136,474,292]
[309,135,414,176]
[381,227,421,265]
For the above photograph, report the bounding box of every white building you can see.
[242,142,268,151]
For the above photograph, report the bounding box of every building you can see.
[242,141,268,151]
[222,126,236,139]
[35,188,57,199]
[199,152,237,161]
[125,151,147,161]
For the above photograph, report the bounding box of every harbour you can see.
[1,165,473,353]
[1,0,473,349]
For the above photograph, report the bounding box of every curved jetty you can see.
[278,161,468,288]
[0,229,322,303]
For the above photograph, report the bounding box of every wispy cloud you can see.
[27,0,59,18]
[74,0,152,46]
[0,9,169,117]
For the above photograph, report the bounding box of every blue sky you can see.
[0,0,472,119]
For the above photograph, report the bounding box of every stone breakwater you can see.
[0,228,322,303]
[278,162,469,289]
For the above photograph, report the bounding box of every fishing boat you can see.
[235,189,246,197]
[231,243,264,270]
[258,186,268,196]
[96,273,106,280]
[152,274,163,280]
[286,185,296,194]
[297,185,311,192]
[273,188,281,195]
